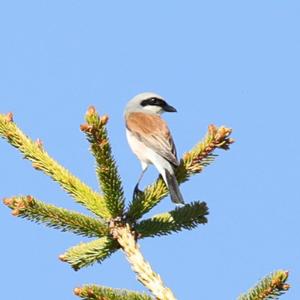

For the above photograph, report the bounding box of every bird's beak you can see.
[163,104,177,112]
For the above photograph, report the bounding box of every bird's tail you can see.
[164,169,185,204]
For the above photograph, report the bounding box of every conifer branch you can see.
[74,285,153,300]
[59,237,119,271]
[111,224,176,300]
[3,196,108,238]
[238,270,290,300]
[127,125,234,220]
[0,113,112,219]
[81,106,125,218]
[135,201,208,238]
[5,110,279,300]
[178,125,233,182]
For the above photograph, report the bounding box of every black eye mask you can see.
[141,97,167,108]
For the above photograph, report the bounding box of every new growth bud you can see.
[5,112,14,122]
[281,270,289,279]
[35,139,43,150]
[208,124,217,136]
[59,254,67,262]
[26,195,34,204]
[73,288,82,296]
[282,284,290,290]
[3,197,13,206]
[11,209,20,216]
[32,163,42,170]
[87,106,96,116]
[87,288,95,297]
[100,114,109,125]
[80,123,93,133]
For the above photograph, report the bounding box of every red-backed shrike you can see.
[124,92,184,204]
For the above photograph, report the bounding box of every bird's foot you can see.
[133,183,142,199]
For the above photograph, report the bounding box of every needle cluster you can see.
[238,270,290,300]
[0,109,289,300]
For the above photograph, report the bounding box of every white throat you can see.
[143,105,164,114]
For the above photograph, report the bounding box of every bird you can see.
[124,92,184,204]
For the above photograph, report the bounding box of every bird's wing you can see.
[126,112,179,167]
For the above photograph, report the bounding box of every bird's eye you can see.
[150,98,158,105]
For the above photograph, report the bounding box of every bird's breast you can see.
[126,129,152,165]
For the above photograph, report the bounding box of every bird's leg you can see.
[133,165,148,199]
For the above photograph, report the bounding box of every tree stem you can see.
[112,224,176,300]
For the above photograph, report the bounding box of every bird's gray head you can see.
[125,92,177,115]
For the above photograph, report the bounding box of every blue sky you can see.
[1,1,299,299]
